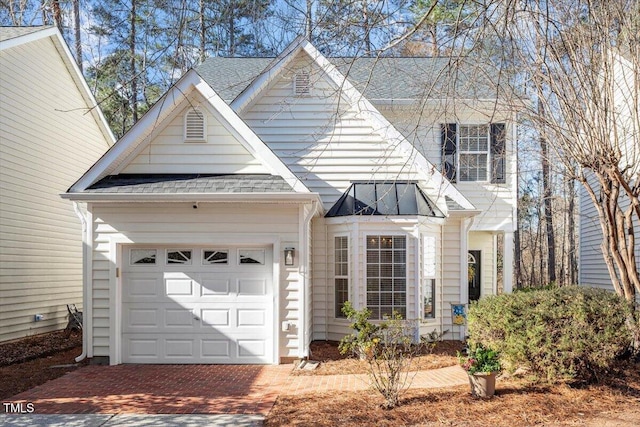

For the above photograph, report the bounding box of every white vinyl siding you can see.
[241,53,430,212]
[88,202,301,361]
[122,94,269,175]
[0,35,110,342]
[579,175,640,290]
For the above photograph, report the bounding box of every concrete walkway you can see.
[283,365,468,394]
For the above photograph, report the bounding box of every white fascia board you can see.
[298,40,475,211]
[61,192,323,204]
[69,71,201,192]
[193,78,311,194]
[0,26,57,50]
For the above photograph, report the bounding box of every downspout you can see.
[73,202,88,362]
[300,199,318,359]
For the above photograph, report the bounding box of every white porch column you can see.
[503,231,514,293]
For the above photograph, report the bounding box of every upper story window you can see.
[293,71,311,96]
[184,108,206,142]
[441,123,506,184]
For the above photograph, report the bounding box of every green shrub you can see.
[467,286,632,383]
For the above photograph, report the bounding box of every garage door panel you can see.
[126,274,161,299]
[122,245,273,364]
[127,338,159,358]
[201,339,231,358]
[165,308,195,327]
[200,277,231,295]
[237,308,266,327]
[165,279,195,297]
[200,308,230,327]
[165,339,195,358]
[126,308,159,328]
[238,278,266,295]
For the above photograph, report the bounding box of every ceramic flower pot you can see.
[468,372,496,398]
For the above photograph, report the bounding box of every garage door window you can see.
[167,250,192,265]
[239,249,265,265]
[203,250,229,264]
[131,249,157,265]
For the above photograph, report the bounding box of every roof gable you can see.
[223,38,473,211]
[69,70,310,194]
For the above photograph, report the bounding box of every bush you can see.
[339,302,422,409]
[467,286,632,383]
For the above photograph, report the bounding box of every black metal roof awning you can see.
[326,182,444,218]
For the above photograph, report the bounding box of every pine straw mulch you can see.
[293,340,464,376]
[0,330,86,400]
[270,342,640,426]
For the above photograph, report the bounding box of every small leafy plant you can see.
[458,344,501,375]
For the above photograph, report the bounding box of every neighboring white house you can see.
[64,37,518,365]
[0,26,114,342]
[579,51,640,292]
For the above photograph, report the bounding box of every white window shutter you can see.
[184,108,206,142]
[293,71,311,96]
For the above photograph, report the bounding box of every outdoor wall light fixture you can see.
[284,247,295,266]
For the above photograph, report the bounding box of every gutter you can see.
[61,192,322,204]
[72,202,89,363]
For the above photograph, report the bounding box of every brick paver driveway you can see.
[7,364,468,415]
[8,364,292,415]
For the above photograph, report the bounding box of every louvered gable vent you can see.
[184,108,206,142]
[293,71,311,96]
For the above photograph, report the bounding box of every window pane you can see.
[167,250,192,264]
[335,278,348,318]
[131,249,156,265]
[203,250,228,264]
[424,278,435,319]
[376,183,397,214]
[335,237,349,318]
[239,249,265,264]
[365,235,407,320]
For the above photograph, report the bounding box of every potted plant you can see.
[458,344,501,398]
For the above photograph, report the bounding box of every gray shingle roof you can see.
[0,26,51,43]
[197,56,500,103]
[85,174,294,194]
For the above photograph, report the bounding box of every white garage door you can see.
[122,245,273,364]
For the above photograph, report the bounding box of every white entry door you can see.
[121,245,273,364]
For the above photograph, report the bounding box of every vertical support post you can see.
[503,232,514,293]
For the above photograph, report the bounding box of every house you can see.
[0,26,114,342]
[63,38,517,365]
[579,50,640,294]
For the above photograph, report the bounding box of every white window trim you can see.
[184,107,207,142]
[457,124,491,183]
[364,234,408,320]
[334,234,350,319]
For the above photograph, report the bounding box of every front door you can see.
[468,251,481,302]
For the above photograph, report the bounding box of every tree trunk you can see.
[305,0,313,41]
[130,0,138,123]
[541,135,556,284]
[200,0,206,62]
[73,0,82,72]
